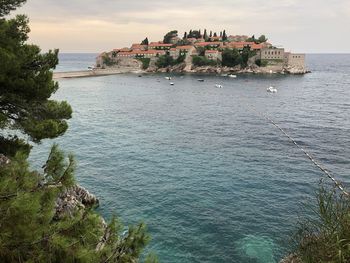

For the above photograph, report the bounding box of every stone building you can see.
[284,52,306,69]
[116,50,165,58]
[205,50,222,61]
[260,48,285,60]
[149,42,173,50]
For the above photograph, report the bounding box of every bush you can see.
[221,49,242,67]
[294,183,350,262]
[155,54,175,68]
[255,59,268,67]
[176,54,186,64]
[102,55,117,66]
[192,56,217,66]
[137,57,151,69]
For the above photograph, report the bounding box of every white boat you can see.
[165,77,172,80]
[170,82,175,85]
[221,74,228,77]
[267,86,277,93]
[215,84,223,88]
[228,74,237,78]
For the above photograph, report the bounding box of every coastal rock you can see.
[55,185,99,219]
[279,254,302,263]
[0,154,10,166]
[284,66,309,74]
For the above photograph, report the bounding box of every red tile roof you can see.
[176,45,193,50]
[224,42,262,50]
[194,42,222,47]
[149,42,173,47]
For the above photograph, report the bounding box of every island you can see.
[96,29,308,75]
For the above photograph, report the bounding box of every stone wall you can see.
[287,53,306,69]
[261,48,285,60]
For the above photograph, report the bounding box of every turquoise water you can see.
[30,54,350,262]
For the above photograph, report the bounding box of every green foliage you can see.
[196,46,206,56]
[192,56,217,66]
[141,37,149,45]
[246,34,268,44]
[0,145,151,262]
[295,183,350,262]
[187,30,201,39]
[255,59,268,67]
[155,54,175,68]
[241,46,251,68]
[0,135,31,157]
[0,3,72,156]
[0,0,26,17]
[137,58,151,69]
[222,30,227,41]
[176,54,186,64]
[258,35,268,43]
[102,55,117,66]
[163,30,178,44]
[221,49,242,67]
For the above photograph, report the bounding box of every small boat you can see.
[197,79,205,82]
[138,75,142,77]
[267,86,277,93]
[165,77,172,80]
[215,84,223,88]
[221,74,228,77]
[170,82,175,85]
[228,74,237,78]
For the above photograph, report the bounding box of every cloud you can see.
[14,0,350,52]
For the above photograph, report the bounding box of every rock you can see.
[284,65,309,74]
[55,185,99,219]
[279,254,302,263]
[0,154,10,166]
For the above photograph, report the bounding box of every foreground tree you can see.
[0,1,156,262]
[0,0,72,157]
[0,145,152,262]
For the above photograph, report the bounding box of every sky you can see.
[14,0,350,53]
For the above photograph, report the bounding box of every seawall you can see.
[53,68,143,79]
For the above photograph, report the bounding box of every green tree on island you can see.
[0,1,155,262]
[163,30,178,44]
[141,37,149,45]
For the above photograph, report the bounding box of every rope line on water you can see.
[246,103,349,196]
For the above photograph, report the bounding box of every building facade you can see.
[260,48,285,60]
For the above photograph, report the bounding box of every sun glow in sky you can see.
[15,0,350,53]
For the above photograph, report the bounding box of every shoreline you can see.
[53,67,309,80]
[53,68,144,79]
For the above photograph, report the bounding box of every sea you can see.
[29,53,350,263]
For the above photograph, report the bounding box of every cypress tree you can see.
[223,30,227,41]
[183,31,187,39]
[209,31,212,38]
[141,37,149,45]
[203,29,208,40]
